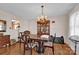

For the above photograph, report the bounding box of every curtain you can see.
[69,12,79,36]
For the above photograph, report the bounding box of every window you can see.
[69,12,79,36]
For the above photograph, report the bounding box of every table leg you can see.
[74,42,77,55]
[37,41,44,54]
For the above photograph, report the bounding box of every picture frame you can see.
[0,20,6,32]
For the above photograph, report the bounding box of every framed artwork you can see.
[11,20,20,29]
[0,20,6,32]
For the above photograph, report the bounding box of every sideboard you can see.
[0,35,10,47]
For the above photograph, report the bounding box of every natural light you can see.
[69,12,79,36]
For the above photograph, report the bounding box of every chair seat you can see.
[41,35,49,38]
[44,42,53,47]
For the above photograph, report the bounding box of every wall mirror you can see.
[0,20,6,32]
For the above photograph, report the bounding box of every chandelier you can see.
[37,5,48,23]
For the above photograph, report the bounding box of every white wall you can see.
[28,15,69,42]
[50,16,68,42]
[0,10,69,43]
[0,10,29,41]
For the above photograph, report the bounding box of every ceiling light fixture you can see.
[37,5,48,22]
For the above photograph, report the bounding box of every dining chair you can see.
[24,30,30,35]
[41,35,54,54]
[23,33,38,55]
[18,30,30,45]
[18,32,24,45]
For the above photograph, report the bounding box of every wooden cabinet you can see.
[0,35,10,47]
[37,20,50,36]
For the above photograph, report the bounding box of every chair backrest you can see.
[23,34,32,54]
[24,30,30,36]
[23,35,30,43]
[19,32,24,41]
[23,31,31,45]
[41,35,54,43]
[49,35,54,42]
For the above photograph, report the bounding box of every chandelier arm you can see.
[41,5,44,16]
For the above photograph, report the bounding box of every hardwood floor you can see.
[0,43,74,55]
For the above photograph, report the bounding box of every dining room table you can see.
[29,34,50,54]
[19,33,54,54]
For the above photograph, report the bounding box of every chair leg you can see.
[23,44,25,55]
[30,48,32,55]
[19,39,21,47]
[52,47,54,55]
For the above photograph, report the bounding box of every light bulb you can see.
[45,16,47,20]
[12,19,16,22]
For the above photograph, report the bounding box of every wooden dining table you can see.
[29,34,49,54]
[19,33,53,54]
[29,34,49,41]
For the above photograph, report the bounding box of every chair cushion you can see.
[44,42,53,47]
[54,37,64,44]
[41,35,49,38]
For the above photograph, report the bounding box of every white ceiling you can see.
[0,3,77,20]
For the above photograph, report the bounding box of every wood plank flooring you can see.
[0,43,74,55]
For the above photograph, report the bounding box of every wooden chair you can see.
[23,32,38,55]
[24,30,30,35]
[41,35,54,54]
[18,30,30,45]
[18,32,24,45]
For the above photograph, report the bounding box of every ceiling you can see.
[0,3,77,20]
